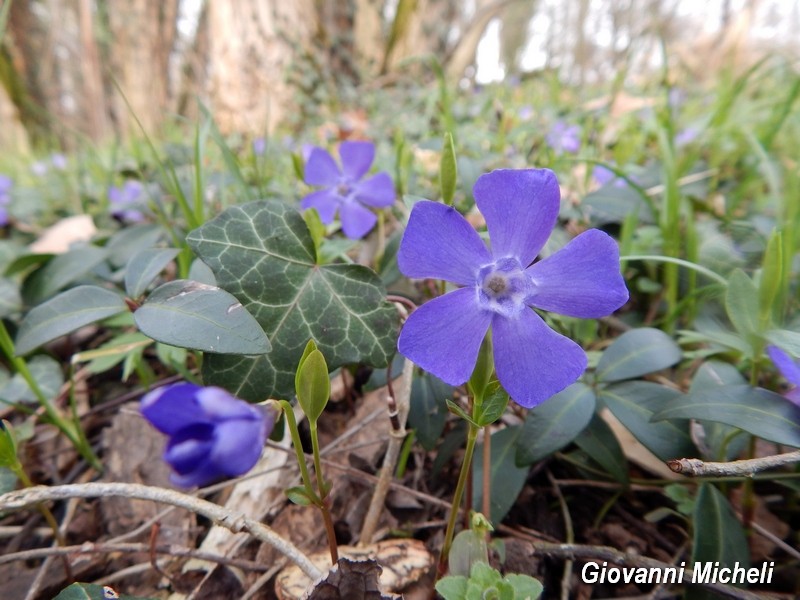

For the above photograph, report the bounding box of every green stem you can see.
[438,421,479,575]
[278,401,319,504]
[310,421,338,563]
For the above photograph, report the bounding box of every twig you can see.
[547,471,575,600]
[0,482,322,581]
[531,542,768,600]
[667,451,800,477]
[359,341,414,545]
[0,541,270,572]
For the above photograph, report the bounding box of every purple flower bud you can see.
[109,180,146,223]
[141,383,273,488]
[766,346,800,407]
[51,153,68,170]
[546,120,581,155]
[253,137,266,156]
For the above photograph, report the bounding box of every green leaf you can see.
[73,333,153,375]
[15,286,127,356]
[474,426,528,523]
[295,348,330,424]
[765,328,800,355]
[600,381,696,461]
[596,328,682,382]
[435,575,468,600]
[474,382,509,427]
[0,355,63,404]
[53,582,155,600]
[758,231,783,328]
[0,277,22,318]
[134,280,270,355]
[285,486,313,506]
[440,131,457,205]
[573,414,629,484]
[449,529,489,577]
[23,245,108,304]
[687,484,749,600]
[446,399,477,426]
[0,421,18,469]
[653,384,800,447]
[515,383,595,466]
[104,224,165,269]
[187,200,397,401]
[124,248,180,298]
[505,574,543,599]
[725,269,760,339]
[302,209,325,264]
[295,339,318,393]
[408,371,451,451]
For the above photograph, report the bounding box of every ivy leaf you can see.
[187,200,397,401]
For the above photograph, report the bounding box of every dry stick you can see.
[358,353,414,545]
[547,471,576,600]
[667,450,800,477]
[0,483,322,581]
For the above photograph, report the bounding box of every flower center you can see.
[477,258,531,318]
[336,182,352,196]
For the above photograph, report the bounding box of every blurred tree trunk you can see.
[499,1,537,77]
[103,0,179,137]
[206,0,317,135]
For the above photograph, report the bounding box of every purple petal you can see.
[196,387,262,421]
[211,419,266,475]
[141,383,209,435]
[398,288,491,386]
[170,460,222,488]
[492,309,587,408]
[164,423,215,474]
[397,200,491,285]
[304,148,341,186]
[786,388,800,407]
[767,345,800,387]
[354,172,395,207]
[339,141,375,181]
[301,189,341,224]
[526,229,628,318]
[340,201,377,239]
[473,169,560,267]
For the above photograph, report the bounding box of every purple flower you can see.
[51,153,68,170]
[0,175,13,196]
[253,137,266,156]
[0,175,12,227]
[675,126,699,147]
[301,141,395,239]
[546,121,581,155]
[141,383,273,488]
[397,169,628,408]
[31,161,48,177]
[766,346,800,407]
[109,180,145,222]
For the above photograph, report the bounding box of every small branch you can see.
[358,351,414,545]
[0,483,322,581]
[667,450,800,477]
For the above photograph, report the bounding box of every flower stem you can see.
[438,420,479,575]
[482,425,491,519]
[278,401,320,504]
[310,421,338,563]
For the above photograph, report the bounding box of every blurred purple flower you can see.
[253,137,266,156]
[141,383,273,488]
[675,126,699,147]
[397,169,629,408]
[546,120,581,154]
[0,175,12,227]
[109,180,145,222]
[51,153,68,170]
[668,88,686,109]
[518,105,534,121]
[31,161,48,177]
[301,141,395,239]
[766,346,800,407]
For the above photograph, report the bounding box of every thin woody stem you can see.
[310,422,338,564]
[0,482,322,580]
[667,450,800,477]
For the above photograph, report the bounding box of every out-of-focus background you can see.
[1,0,797,151]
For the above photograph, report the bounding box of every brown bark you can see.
[206,0,317,135]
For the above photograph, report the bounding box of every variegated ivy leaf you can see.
[186,200,397,401]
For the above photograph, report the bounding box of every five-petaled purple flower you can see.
[766,346,800,407]
[397,169,629,408]
[301,141,395,239]
[546,120,581,155]
[141,383,273,488]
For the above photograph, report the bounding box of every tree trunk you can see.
[206,0,317,135]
